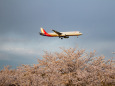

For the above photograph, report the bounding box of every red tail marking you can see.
[43,29,52,37]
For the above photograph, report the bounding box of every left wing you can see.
[52,29,62,35]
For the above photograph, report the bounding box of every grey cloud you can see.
[0,0,115,69]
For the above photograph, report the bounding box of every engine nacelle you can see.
[64,36,69,38]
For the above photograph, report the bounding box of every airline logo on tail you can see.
[39,28,83,39]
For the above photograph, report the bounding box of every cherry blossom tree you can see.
[0,47,115,86]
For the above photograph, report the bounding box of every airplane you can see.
[39,28,83,39]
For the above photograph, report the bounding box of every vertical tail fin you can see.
[40,28,47,34]
[40,28,51,36]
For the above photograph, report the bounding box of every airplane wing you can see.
[52,29,62,35]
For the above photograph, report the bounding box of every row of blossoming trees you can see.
[0,47,115,86]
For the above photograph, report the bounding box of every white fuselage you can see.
[48,31,82,37]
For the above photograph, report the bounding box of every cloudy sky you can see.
[0,0,115,69]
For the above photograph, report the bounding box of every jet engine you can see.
[64,36,69,38]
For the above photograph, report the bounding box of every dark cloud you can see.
[0,0,115,69]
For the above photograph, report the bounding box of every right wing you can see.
[52,29,62,35]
